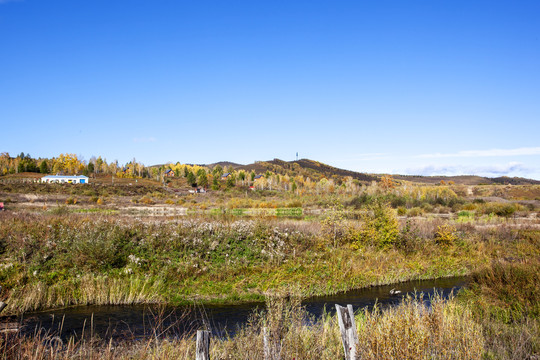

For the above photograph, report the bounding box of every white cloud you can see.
[405,162,534,177]
[416,147,540,159]
[133,137,156,143]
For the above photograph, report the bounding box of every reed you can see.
[6,275,164,314]
[0,294,485,359]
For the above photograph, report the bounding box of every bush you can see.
[407,207,424,217]
[348,193,373,209]
[356,201,399,248]
[140,196,154,205]
[421,203,434,212]
[287,200,302,208]
[479,202,516,217]
[434,224,458,246]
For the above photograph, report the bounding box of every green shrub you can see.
[479,202,516,217]
[407,207,424,217]
[356,201,399,248]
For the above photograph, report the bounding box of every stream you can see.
[16,276,468,341]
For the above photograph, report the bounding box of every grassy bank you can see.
[1,249,538,358]
[1,209,538,314]
[1,293,484,359]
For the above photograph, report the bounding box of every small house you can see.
[41,175,89,184]
[254,175,264,180]
[164,169,175,177]
[221,173,231,179]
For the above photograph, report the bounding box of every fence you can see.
[194,304,359,360]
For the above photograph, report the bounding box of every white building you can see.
[41,175,89,184]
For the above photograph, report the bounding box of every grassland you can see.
[0,179,539,358]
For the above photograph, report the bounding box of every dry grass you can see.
[6,275,164,314]
[0,294,487,360]
[357,294,484,359]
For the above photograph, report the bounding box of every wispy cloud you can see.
[416,147,540,159]
[133,137,156,143]
[405,162,533,177]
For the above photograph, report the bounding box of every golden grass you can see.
[1,294,486,360]
[6,275,164,314]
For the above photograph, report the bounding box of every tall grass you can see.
[459,261,540,359]
[6,275,164,313]
[1,293,485,360]
[357,294,484,359]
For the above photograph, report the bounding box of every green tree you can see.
[39,160,48,174]
[87,162,95,174]
[198,172,208,188]
[226,173,236,188]
[187,171,197,186]
[213,165,223,177]
[212,176,220,190]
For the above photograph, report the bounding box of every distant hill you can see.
[234,159,540,186]
[206,161,244,170]
[167,157,540,186]
[393,174,540,185]
[237,158,379,183]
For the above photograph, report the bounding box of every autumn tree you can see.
[380,175,395,190]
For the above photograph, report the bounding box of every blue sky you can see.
[1,0,539,179]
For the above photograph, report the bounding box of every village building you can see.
[41,175,89,184]
[164,169,175,177]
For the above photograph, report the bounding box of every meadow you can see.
[0,180,539,358]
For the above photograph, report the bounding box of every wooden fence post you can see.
[335,304,360,360]
[196,330,210,360]
[263,326,282,360]
[0,286,5,314]
[263,327,270,360]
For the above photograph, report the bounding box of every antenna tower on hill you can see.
[296,152,298,161]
